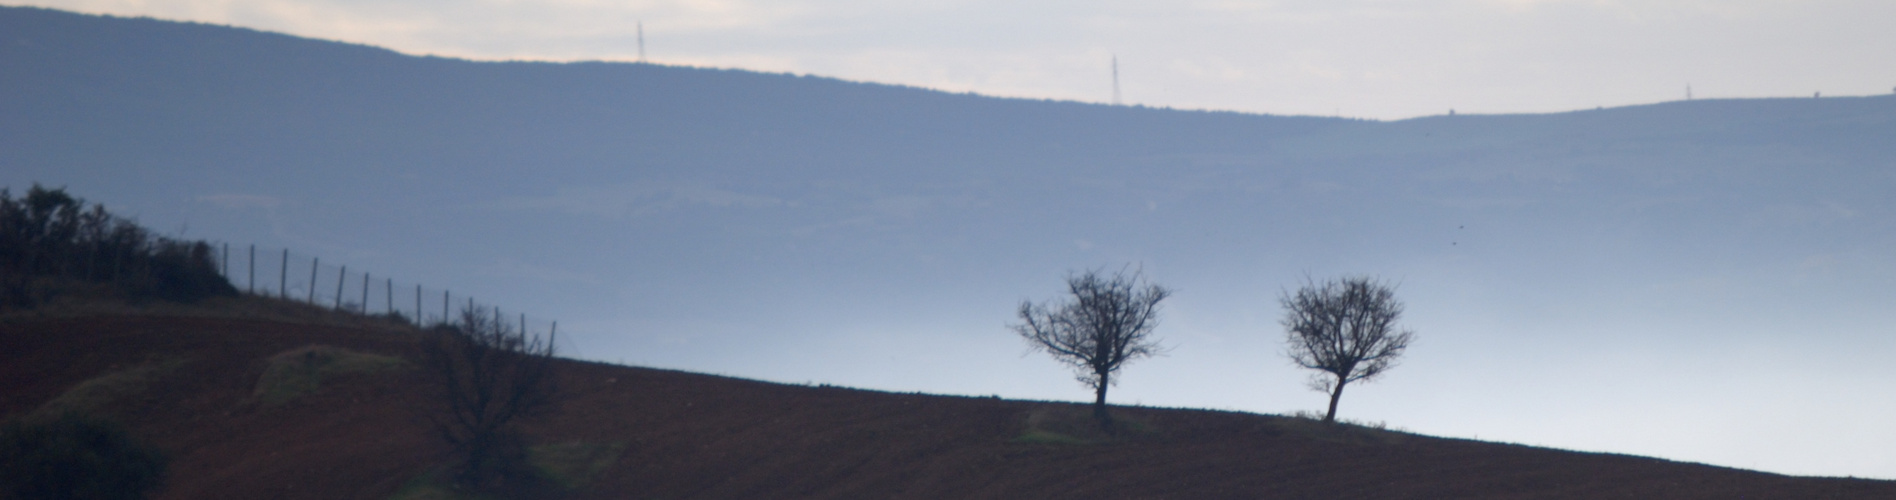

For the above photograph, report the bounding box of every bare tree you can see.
[1281,276,1414,423]
[417,306,559,490]
[1014,267,1171,427]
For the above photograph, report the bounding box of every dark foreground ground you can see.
[4,311,1892,499]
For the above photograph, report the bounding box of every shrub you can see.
[0,413,168,500]
[0,184,236,309]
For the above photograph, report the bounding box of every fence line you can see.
[209,242,558,338]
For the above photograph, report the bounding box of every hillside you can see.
[6,5,1896,479]
[4,311,1893,499]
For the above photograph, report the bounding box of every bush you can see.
[0,184,235,308]
[0,413,168,500]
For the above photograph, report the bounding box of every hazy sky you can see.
[13,0,1896,119]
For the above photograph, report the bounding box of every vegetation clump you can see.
[0,185,235,309]
[0,413,168,500]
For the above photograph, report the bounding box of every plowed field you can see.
[4,314,1890,499]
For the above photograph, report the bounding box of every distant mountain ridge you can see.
[1,5,1349,185]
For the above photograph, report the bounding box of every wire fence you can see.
[206,242,558,338]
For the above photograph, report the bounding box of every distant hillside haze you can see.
[5,5,1896,478]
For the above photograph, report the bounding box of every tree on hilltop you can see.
[1014,267,1171,429]
[417,305,560,491]
[1281,275,1415,423]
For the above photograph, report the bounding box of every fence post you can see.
[196,242,558,337]
[183,242,557,336]
[335,265,346,310]
[308,257,318,303]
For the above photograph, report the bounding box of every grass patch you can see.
[384,467,542,500]
[29,357,187,421]
[529,441,626,489]
[383,441,623,500]
[1270,411,1409,446]
[254,345,405,405]
[1013,404,1155,445]
[385,482,461,500]
[1015,428,1093,445]
[385,470,477,500]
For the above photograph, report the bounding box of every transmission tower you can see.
[1112,55,1121,105]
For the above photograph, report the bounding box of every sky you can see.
[11,0,1896,120]
[7,0,1896,482]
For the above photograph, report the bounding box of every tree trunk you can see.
[1092,370,1112,430]
[1324,378,1347,423]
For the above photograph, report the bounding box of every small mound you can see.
[254,345,404,406]
[530,440,626,489]
[29,357,187,421]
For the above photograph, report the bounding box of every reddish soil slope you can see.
[3,314,1891,499]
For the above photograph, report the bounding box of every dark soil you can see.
[4,314,1891,499]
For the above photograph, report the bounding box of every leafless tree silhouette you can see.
[417,305,558,490]
[1281,276,1414,423]
[1014,267,1171,428]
